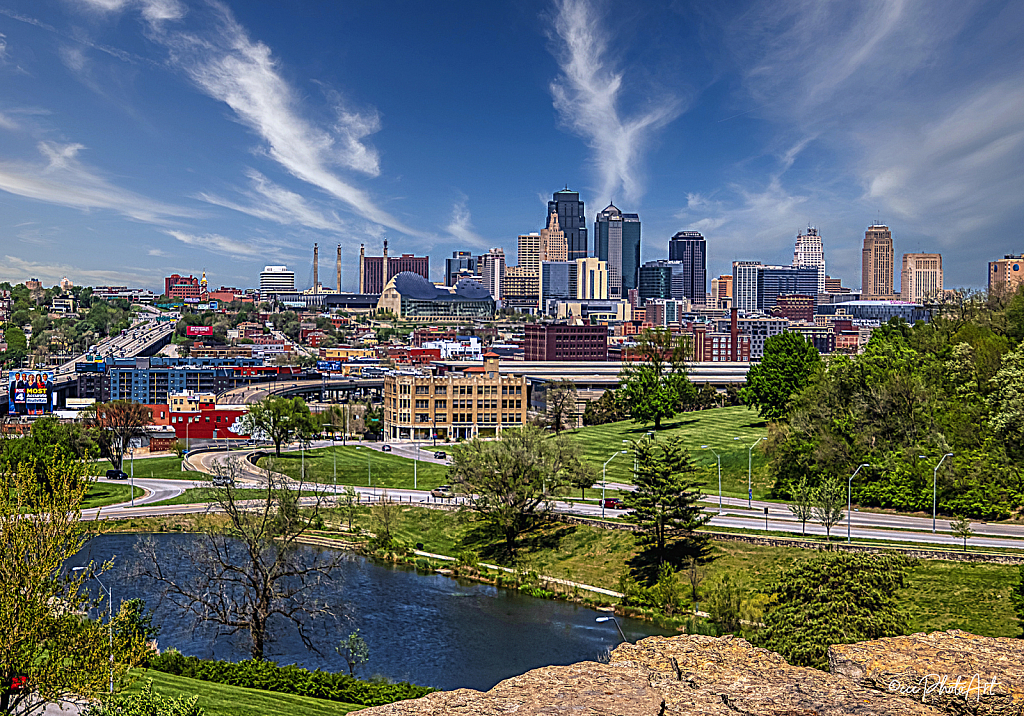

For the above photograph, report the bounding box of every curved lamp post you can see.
[596,615,628,643]
[847,463,870,544]
[602,450,628,519]
[735,436,764,509]
[700,445,722,514]
[920,453,953,533]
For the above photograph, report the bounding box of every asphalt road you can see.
[81,446,1024,551]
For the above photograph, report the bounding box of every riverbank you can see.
[92,502,1022,638]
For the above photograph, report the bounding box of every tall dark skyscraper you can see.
[667,231,707,306]
[594,203,641,299]
[548,188,588,261]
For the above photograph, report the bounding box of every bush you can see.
[84,679,203,716]
[147,653,433,707]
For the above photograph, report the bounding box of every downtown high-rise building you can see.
[594,204,641,300]
[548,188,588,261]
[793,226,826,294]
[731,261,817,312]
[862,224,894,299]
[667,231,707,306]
[989,254,1024,295]
[540,211,568,263]
[900,253,943,303]
[477,248,506,301]
[445,251,477,286]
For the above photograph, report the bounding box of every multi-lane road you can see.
[84,444,1024,553]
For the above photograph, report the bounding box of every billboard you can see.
[208,300,219,310]
[8,370,54,415]
[316,360,344,372]
[76,354,107,373]
[186,325,214,337]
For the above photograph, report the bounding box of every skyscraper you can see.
[477,248,506,301]
[539,211,568,262]
[548,188,588,261]
[445,251,478,286]
[901,253,943,302]
[594,204,641,299]
[667,231,706,306]
[793,227,826,294]
[518,233,542,274]
[989,254,1024,295]
[862,224,894,299]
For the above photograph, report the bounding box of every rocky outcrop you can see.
[360,631,1022,715]
[829,630,1024,716]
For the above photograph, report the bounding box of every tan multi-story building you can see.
[862,224,894,299]
[710,275,733,309]
[540,211,568,262]
[989,254,1024,295]
[573,257,608,300]
[504,266,539,301]
[518,233,542,274]
[900,253,943,302]
[382,354,527,441]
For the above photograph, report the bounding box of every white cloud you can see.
[73,0,185,23]
[0,141,195,223]
[197,169,345,232]
[548,0,684,204]
[163,229,289,260]
[445,198,489,248]
[0,253,162,287]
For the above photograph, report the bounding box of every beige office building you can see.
[989,254,1024,295]
[901,253,943,302]
[518,233,542,274]
[573,257,609,300]
[710,275,733,309]
[540,211,568,262]
[383,354,527,441]
[862,224,894,299]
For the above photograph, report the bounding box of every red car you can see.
[603,498,623,509]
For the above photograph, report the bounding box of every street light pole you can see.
[847,463,869,543]
[701,446,723,514]
[602,450,627,519]
[129,446,135,508]
[595,616,628,643]
[921,453,954,533]
[736,436,764,509]
[413,441,418,490]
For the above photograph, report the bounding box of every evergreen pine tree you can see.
[623,436,713,584]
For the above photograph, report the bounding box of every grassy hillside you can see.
[128,670,363,716]
[262,447,448,491]
[82,481,141,509]
[94,455,189,480]
[567,407,770,498]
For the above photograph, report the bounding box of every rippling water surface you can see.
[71,533,672,691]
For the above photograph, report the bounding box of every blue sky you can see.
[0,0,1021,293]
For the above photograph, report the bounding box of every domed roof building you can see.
[376,272,495,321]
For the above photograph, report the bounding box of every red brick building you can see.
[772,294,815,323]
[165,274,202,301]
[524,323,608,361]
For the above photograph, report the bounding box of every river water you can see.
[71,533,672,691]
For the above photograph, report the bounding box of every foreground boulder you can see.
[830,629,1024,716]
[362,632,1000,715]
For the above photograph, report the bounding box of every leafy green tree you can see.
[756,553,914,669]
[989,346,1024,462]
[705,574,743,633]
[741,331,821,421]
[811,473,846,542]
[542,379,578,435]
[84,401,153,472]
[618,329,693,430]
[949,514,973,552]
[336,631,370,677]
[83,680,204,716]
[622,436,713,584]
[582,389,625,426]
[1,457,151,715]
[3,324,28,367]
[238,396,316,457]
[447,426,590,557]
[787,475,814,536]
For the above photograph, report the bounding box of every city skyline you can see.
[1,0,1021,291]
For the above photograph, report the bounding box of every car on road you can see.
[212,475,235,487]
[602,498,623,509]
[430,485,454,498]
[381,444,392,452]
[433,451,447,460]
[105,469,129,480]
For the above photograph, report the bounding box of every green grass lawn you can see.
[93,455,191,480]
[261,446,449,491]
[324,503,1021,638]
[82,481,142,509]
[564,406,771,498]
[128,670,363,716]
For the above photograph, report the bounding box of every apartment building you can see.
[382,354,527,441]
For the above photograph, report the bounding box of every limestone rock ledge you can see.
[363,631,1023,715]
[829,629,1024,716]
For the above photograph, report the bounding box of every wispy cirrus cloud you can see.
[0,141,195,223]
[547,0,684,205]
[197,169,345,232]
[444,196,489,249]
[163,229,294,261]
[137,1,419,236]
[0,253,162,286]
